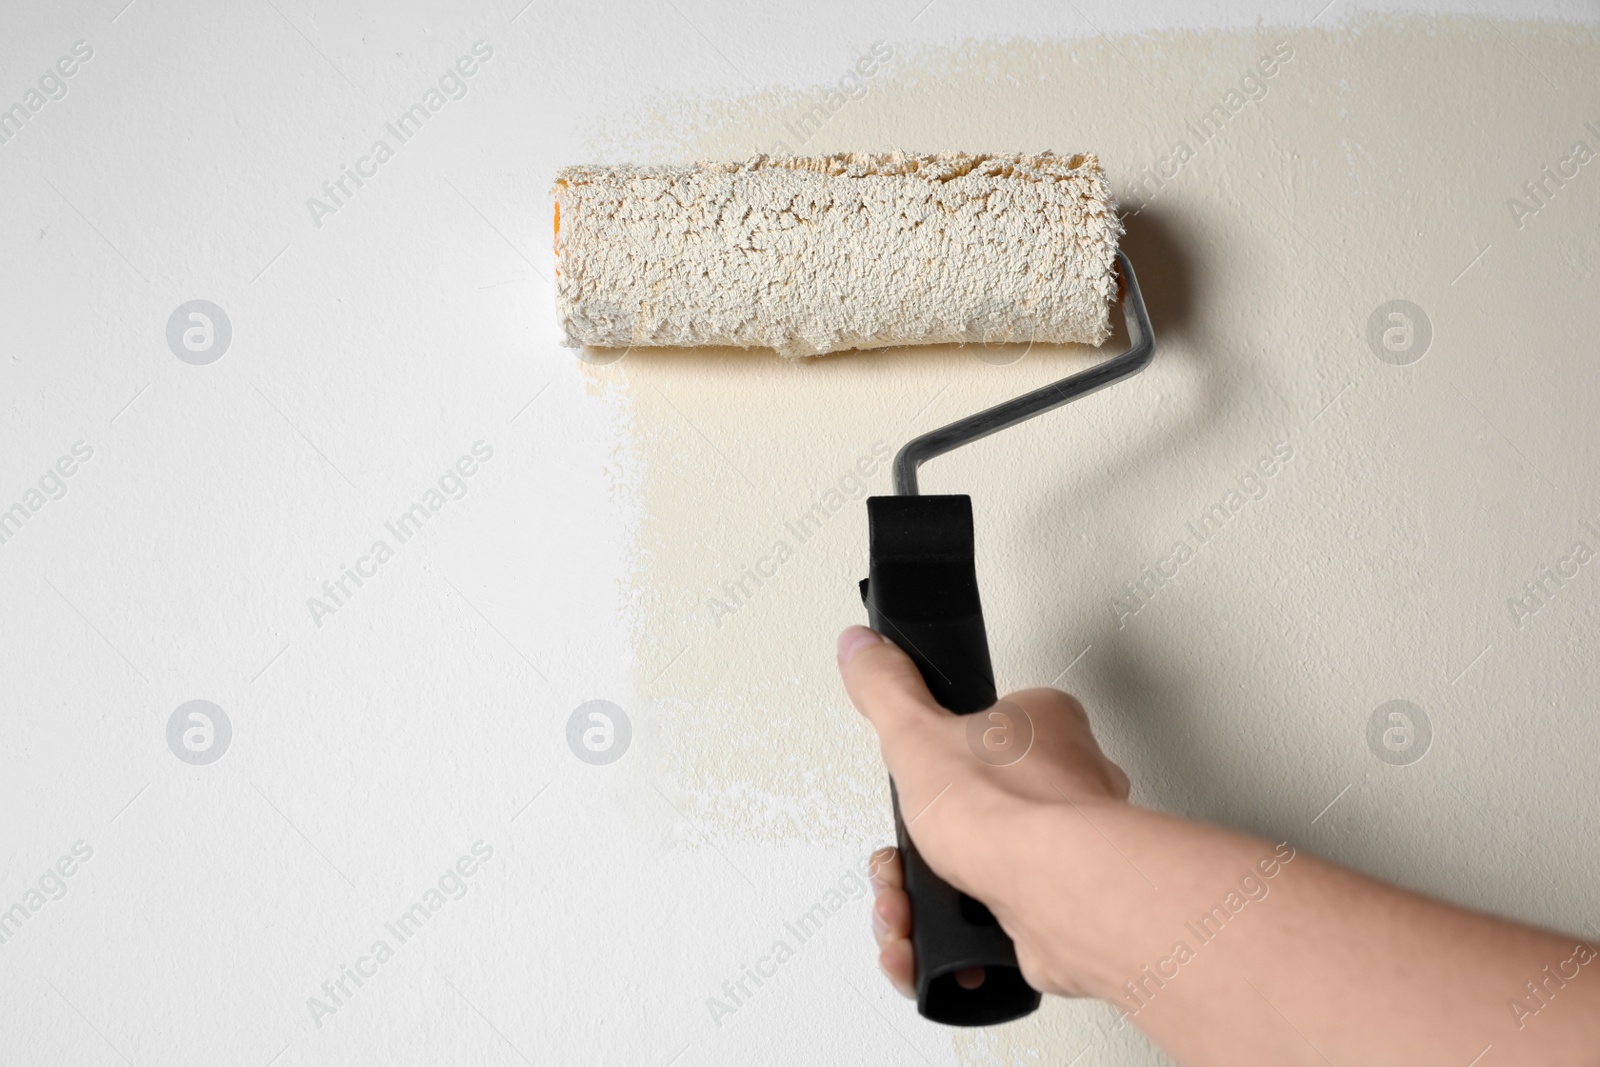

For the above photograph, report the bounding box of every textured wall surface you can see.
[2,2,1597,1066]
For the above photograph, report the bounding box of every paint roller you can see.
[553,152,1155,1026]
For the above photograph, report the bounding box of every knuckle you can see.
[868,847,899,882]
[1006,687,1088,720]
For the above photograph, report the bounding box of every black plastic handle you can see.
[858,494,1041,1026]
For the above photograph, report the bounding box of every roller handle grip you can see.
[859,495,1041,1027]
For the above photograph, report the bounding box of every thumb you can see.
[837,626,953,774]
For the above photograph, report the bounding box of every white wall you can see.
[1,2,1596,1065]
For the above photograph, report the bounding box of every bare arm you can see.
[838,626,1600,1066]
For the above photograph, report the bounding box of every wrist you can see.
[1029,802,1299,1006]
[1044,798,1164,1001]
[978,796,1155,1001]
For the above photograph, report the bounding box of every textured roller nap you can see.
[552,152,1122,357]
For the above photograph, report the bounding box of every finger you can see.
[878,938,916,999]
[837,626,950,747]
[1109,759,1132,800]
[872,884,911,942]
[868,847,902,891]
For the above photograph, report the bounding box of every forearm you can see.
[837,634,1600,1061]
[1018,801,1600,1066]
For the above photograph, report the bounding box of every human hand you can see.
[842,629,1600,1066]
[838,625,1132,998]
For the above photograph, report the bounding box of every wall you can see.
[1,2,1596,1065]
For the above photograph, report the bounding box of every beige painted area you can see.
[586,19,1600,1064]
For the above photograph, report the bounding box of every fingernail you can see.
[871,909,889,939]
[837,626,883,665]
